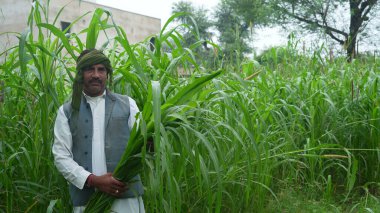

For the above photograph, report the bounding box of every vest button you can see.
[84,135,88,139]
[84,151,88,155]
[85,119,88,123]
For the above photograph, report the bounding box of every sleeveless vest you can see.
[63,92,144,206]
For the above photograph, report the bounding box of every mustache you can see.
[89,78,102,84]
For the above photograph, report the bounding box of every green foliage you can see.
[256,46,292,66]
[265,182,380,212]
[213,1,252,67]
[211,0,271,69]
[1,1,380,213]
[241,58,260,77]
[172,1,213,47]
[171,2,218,70]
[172,0,270,70]
[0,1,73,211]
[223,0,271,26]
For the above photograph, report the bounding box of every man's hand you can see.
[88,173,128,197]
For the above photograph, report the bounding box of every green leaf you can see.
[38,23,76,59]
[162,70,223,111]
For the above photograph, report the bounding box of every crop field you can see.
[1,2,380,213]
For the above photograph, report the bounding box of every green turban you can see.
[72,49,113,111]
[76,49,113,74]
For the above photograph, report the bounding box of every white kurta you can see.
[52,91,144,212]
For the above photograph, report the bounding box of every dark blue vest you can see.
[63,92,144,206]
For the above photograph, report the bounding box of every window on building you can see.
[61,21,71,33]
[149,37,156,51]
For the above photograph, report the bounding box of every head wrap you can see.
[71,49,113,111]
[76,49,113,74]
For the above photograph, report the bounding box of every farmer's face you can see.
[83,64,108,97]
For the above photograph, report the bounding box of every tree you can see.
[171,0,270,69]
[214,0,251,65]
[214,0,269,66]
[224,0,271,27]
[269,0,379,61]
[172,1,213,50]
[171,1,216,68]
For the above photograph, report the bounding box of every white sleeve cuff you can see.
[74,170,92,189]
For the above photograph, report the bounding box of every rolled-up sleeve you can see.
[52,106,91,189]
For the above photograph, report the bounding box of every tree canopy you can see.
[172,0,269,68]
[172,1,214,50]
[268,0,379,60]
[172,0,379,61]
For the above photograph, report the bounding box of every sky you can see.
[94,0,286,55]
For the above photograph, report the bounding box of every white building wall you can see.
[0,0,161,53]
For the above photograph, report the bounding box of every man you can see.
[52,49,144,212]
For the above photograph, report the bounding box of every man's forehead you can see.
[89,64,106,68]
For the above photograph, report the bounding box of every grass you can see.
[1,1,380,212]
[265,181,380,213]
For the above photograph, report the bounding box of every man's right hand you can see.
[88,173,128,197]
